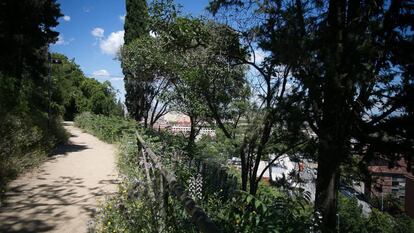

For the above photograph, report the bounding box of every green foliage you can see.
[122,2,249,155]
[393,214,414,233]
[202,187,313,233]
[76,113,317,233]
[0,0,61,80]
[77,114,414,233]
[366,209,395,233]
[123,0,151,122]
[338,196,368,233]
[337,195,414,233]
[50,53,123,120]
[75,113,136,144]
[76,114,195,232]
[0,113,68,203]
[0,0,67,204]
[124,0,149,44]
[208,1,414,231]
[195,134,234,162]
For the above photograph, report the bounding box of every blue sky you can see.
[51,0,209,102]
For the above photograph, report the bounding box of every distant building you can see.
[367,159,414,218]
[256,155,317,201]
[153,112,215,138]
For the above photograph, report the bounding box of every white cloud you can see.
[99,30,124,56]
[63,15,71,22]
[119,14,126,22]
[55,35,65,45]
[54,35,73,46]
[92,69,110,77]
[91,27,105,38]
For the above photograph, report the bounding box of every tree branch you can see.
[256,140,308,183]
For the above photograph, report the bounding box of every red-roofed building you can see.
[153,112,215,137]
[367,159,414,218]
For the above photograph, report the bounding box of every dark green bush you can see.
[0,112,68,203]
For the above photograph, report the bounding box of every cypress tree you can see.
[123,0,149,121]
[124,0,148,44]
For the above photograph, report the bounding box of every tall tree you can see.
[122,35,172,127]
[123,0,149,121]
[0,0,63,194]
[152,3,309,197]
[0,0,61,116]
[209,0,413,232]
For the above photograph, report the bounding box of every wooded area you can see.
[0,0,413,232]
[0,0,123,202]
[117,0,414,232]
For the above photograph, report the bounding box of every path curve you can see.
[0,122,118,233]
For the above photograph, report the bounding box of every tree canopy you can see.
[208,0,414,232]
[50,53,123,120]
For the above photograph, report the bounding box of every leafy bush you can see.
[92,131,196,233]
[338,195,414,233]
[75,112,137,143]
[0,112,68,203]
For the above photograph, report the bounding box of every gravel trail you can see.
[0,122,118,233]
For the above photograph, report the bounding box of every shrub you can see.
[74,112,137,143]
[0,112,68,203]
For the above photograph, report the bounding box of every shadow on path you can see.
[0,175,114,233]
[49,143,88,157]
[0,123,118,233]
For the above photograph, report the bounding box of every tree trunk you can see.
[314,1,348,232]
[250,115,273,195]
[144,115,148,128]
[268,157,273,182]
[239,143,248,191]
[315,138,342,233]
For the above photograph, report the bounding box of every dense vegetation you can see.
[76,114,414,233]
[1,0,412,232]
[0,0,64,202]
[50,53,124,120]
[207,1,414,231]
[0,1,123,203]
[75,114,313,233]
[121,0,413,232]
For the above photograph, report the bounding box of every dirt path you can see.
[0,122,119,233]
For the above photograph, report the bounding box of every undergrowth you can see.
[0,113,68,204]
[75,113,316,233]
